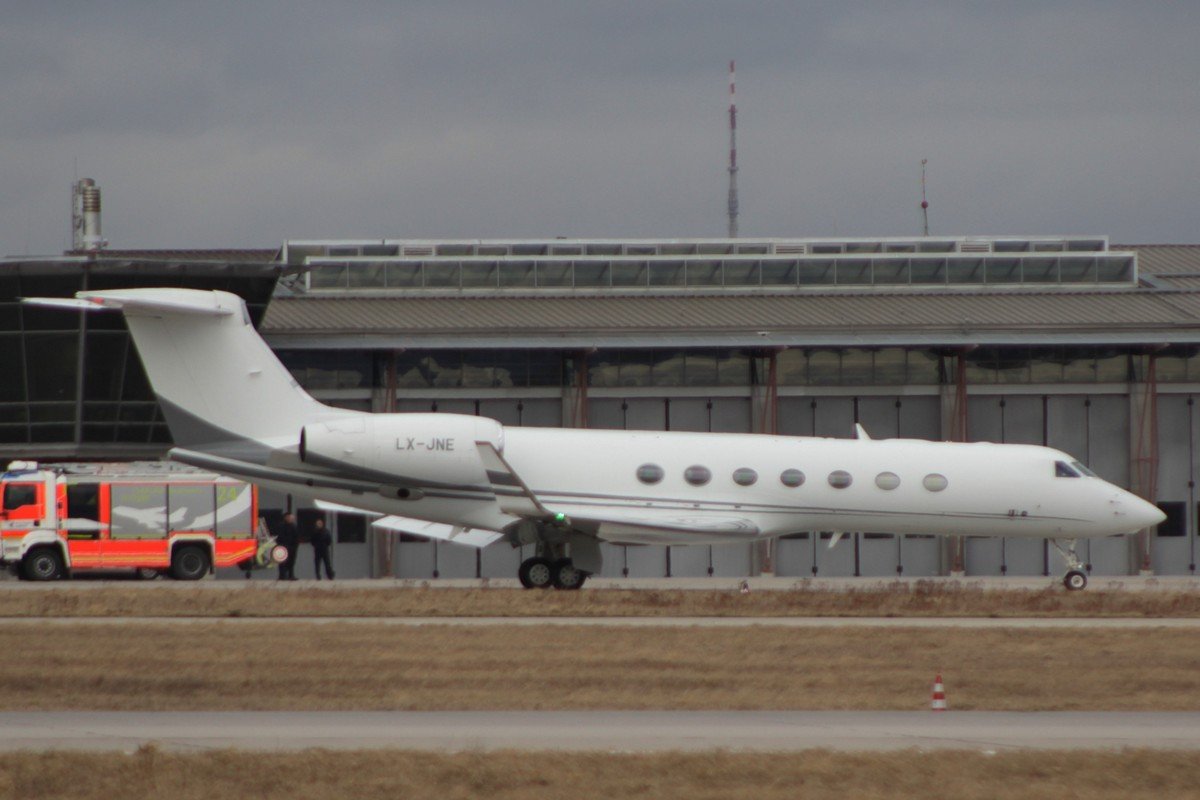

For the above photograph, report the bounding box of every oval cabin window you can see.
[923,473,949,492]
[732,468,758,486]
[875,472,901,490]
[637,464,664,485]
[684,466,712,486]
[780,469,805,488]
[828,470,853,489]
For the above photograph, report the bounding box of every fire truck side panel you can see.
[62,480,102,569]
[2,465,261,576]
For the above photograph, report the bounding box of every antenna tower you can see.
[727,60,739,238]
[920,158,930,236]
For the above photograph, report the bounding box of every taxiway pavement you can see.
[2,711,1197,753]
[3,616,1200,628]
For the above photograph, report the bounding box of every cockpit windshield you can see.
[1071,461,1098,477]
[1055,461,1081,478]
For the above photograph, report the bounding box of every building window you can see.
[336,513,368,544]
[732,468,757,486]
[828,470,853,489]
[684,466,712,486]
[637,464,664,485]
[780,469,805,488]
[1157,502,1186,537]
[875,472,900,490]
[923,474,949,492]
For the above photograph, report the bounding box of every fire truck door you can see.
[1,482,46,534]
[64,483,103,568]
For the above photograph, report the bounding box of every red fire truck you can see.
[0,461,277,581]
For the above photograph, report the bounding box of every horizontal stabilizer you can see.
[25,290,235,317]
[372,515,504,548]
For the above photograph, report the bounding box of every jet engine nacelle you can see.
[299,413,504,490]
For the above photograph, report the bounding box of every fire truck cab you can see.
[0,461,272,581]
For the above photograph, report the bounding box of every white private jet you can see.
[26,288,1164,590]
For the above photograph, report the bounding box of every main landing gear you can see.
[1051,538,1088,591]
[518,552,589,590]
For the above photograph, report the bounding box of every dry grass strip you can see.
[5,624,1199,711]
[3,748,1199,800]
[6,582,1200,618]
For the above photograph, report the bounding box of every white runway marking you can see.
[2,711,1197,752]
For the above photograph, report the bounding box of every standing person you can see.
[311,517,334,580]
[277,512,299,581]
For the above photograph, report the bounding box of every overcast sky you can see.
[2,2,1198,254]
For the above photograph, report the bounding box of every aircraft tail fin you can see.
[27,289,339,461]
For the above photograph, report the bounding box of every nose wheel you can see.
[1051,539,1089,591]
[1063,569,1088,591]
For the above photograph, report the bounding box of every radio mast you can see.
[727,60,739,239]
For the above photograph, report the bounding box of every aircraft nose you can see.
[1110,491,1165,532]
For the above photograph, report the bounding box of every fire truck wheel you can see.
[170,545,211,581]
[135,567,160,581]
[22,548,65,581]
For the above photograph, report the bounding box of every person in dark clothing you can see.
[311,517,334,580]
[277,512,299,581]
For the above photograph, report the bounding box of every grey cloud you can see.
[1,2,1198,253]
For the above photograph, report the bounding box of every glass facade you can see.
[0,259,279,457]
[303,253,1136,291]
[288,237,1134,293]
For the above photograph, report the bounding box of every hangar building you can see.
[5,234,1200,581]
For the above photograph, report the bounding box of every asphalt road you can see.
[2,575,1199,592]
[3,711,1197,752]
[3,616,1200,628]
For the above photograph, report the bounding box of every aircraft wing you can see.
[371,515,505,548]
[312,501,504,549]
[476,440,759,543]
[571,510,760,543]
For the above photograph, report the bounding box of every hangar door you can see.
[775,396,941,577]
[963,394,1133,577]
[1153,394,1197,575]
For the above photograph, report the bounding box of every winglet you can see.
[475,441,552,518]
[855,423,871,440]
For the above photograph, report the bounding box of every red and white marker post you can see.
[931,674,947,711]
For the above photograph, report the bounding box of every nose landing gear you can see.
[1051,539,1088,591]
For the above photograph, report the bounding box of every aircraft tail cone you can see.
[931,674,947,711]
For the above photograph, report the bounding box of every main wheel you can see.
[22,548,64,581]
[1063,569,1088,591]
[551,558,587,591]
[518,557,554,590]
[170,545,211,581]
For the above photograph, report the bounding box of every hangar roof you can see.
[260,243,1200,349]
